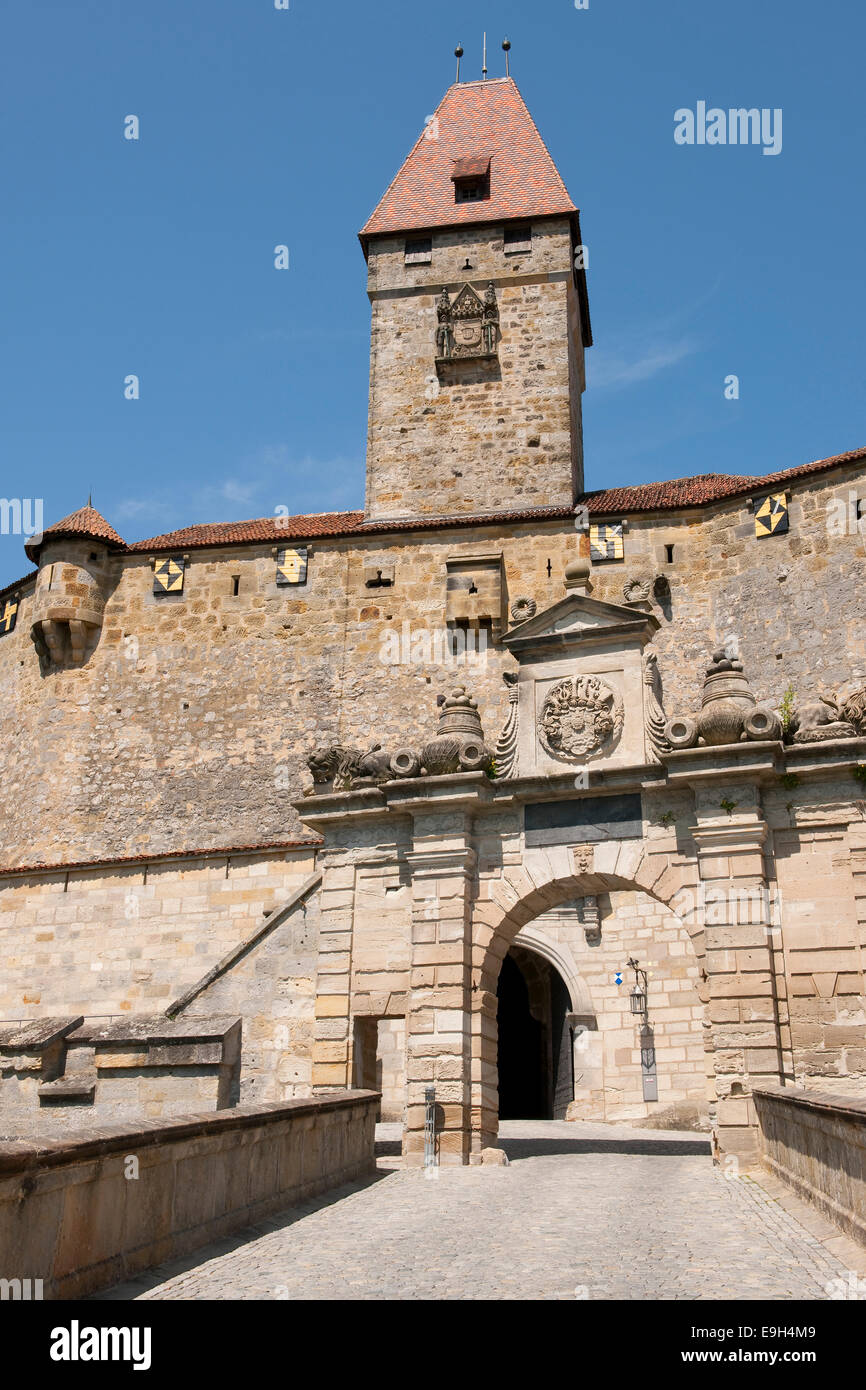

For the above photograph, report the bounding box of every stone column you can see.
[403,804,477,1166]
[690,784,786,1160]
[311,849,356,1092]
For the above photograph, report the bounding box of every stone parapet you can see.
[0,1091,378,1298]
[754,1085,866,1247]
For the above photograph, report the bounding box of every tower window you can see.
[455,181,487,203]
[451,154,491,204]
[504,224,532,255]
[231,575,240,596]
[404,237,432,265]
[665,544,675,564]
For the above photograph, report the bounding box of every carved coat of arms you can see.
[435,282,499,361]
[538,675,624,762]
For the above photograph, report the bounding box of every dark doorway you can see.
[497,947,573,1120]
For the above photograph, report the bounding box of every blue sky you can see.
[0,0,863,585]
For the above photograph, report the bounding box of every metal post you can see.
[423,1084,437,1168]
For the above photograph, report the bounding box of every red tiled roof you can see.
[126,511,367,552]
[360,79,578,240]
[124,445,866,553]
[452,155,491,180]
[25,505,126,561]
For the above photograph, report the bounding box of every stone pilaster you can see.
[403,811,476,1166]
[311,850,356,1092]
[690,785,786,1160]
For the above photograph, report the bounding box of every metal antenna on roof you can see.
[502,37,511,77]
[482,32,488,79]
[455,44,463,82]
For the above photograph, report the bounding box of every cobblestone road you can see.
[102,1121,855,1301]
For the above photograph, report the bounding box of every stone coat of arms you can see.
[538,674,624,762]
[435,282,499,361]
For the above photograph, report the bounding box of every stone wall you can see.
[0,1015,241,1140]
[1,459,864,872]
[0,1091,378,1299]
[364,219,584,519]
[0,847,319,1124]
[754,1085,866,1246]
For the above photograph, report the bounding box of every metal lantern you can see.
[627,957,648,1017]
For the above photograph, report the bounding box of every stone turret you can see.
[25,505,125,668]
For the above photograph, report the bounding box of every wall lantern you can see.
[628,956,648,1018]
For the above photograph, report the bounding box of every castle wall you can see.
[0,461,865,872]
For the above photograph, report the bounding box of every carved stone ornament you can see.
[573,844,594,874]
[538,675,624,763]
[842,688,866,734]
[644,651,670,760]
[623,576,652,605]
[494,671,520,779]
[435,282,499,362]
[510,596,537,623]
[791,696,856,744]
[307,686,493,792]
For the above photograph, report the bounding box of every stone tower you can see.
[360,77,592,522]
[25,505,124,668]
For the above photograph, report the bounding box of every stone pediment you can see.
[502,593,659,656]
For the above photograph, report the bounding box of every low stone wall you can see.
[0,1090,378,1299]
[754,1085,866,1246]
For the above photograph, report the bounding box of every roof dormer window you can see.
[452,155,491,204]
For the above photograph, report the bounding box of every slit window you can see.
[665,544,674,564]
[231,575,240,596]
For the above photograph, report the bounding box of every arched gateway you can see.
[293,557,866,1167]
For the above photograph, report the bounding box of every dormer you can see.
[451,154,491,204]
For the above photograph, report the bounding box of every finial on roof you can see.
[482,32,487,80]
[502,38,511,78]
[455,44,463,83]
[87,491,92,507]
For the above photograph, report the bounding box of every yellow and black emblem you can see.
[153,556,185,594]
[0,597,18,635]
[754,493,789,538]
[276,547,308,586]
[589,523,624,562]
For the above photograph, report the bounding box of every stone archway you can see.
[469,842,712,1156]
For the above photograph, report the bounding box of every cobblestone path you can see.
[102,1120,853,1301]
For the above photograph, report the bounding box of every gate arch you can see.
[469,846,708,1154]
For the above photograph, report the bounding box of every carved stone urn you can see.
[696,649,756,746]
[420,687,493,775]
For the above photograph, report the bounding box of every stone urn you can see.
[420,687,493,775]
[696,650,756,746]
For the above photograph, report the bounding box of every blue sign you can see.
[615,972,623,986]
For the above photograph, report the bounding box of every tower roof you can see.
[360,78,579,243]
[25,505,126,562]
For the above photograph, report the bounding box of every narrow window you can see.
[231,575,240,596]
[665,544,674,564]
